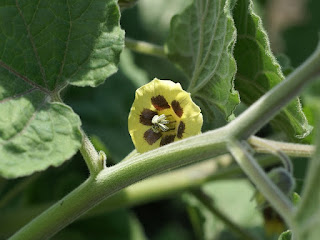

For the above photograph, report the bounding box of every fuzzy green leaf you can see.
[232,0,312,139]
[0,95,82,178]
[166,0,239,119]
[0,0,124,178]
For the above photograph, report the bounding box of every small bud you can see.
[99,151,107,169]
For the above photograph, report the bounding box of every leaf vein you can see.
[0,87,37,104]
[0,94,47,145]
[0,60,50,94]
[15,0,49,89]
[190,0,208,87]
[56,0,72,88]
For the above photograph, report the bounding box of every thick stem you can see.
[9,128,229,240]
[227,139,294,226]
[0,154,281,237]
[125,38,166,58]
[228,43,320,139]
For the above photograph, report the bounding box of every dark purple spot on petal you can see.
[140,109,157,126]
[177,121,185,139]
[171,100,183,117]
[144,128,162,145]
[151,95,170,110]
[160,134,175,146]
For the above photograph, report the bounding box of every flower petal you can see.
[144,129,162,145]
[128,78,203,153]
[160,134,176,146]
[140,109,157,126]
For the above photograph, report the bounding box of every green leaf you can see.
[0,0,124,178]
[0,97,82,178]
[232,0,312,139]
[0,0,124,89]
[276,54,294,76]
[278,230,292,240]
[166,0,240,119]
[293,96,320,240]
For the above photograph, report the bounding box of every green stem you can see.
[293,102,320,238]
[227,139,294,226]
[192,189,256,240]
[0,154,280,237]
[51,93,102,175]
[228,43,320,139]
[79,130,101,175]
[9,128,229,239]
[249,136,315,158]
[125,38,166,58]
[10,177,96,240]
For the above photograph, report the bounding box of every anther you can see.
[151,114,175,133]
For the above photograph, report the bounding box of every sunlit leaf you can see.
[232,0,312,139]
[166,0,239,119]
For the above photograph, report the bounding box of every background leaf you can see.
[166,0,239,119]
[53,210,147,240]
[293,94,320,240]
[0,0,124,178]
[278,230,292,240]
[232,0,312,140]
[184,180,267,240]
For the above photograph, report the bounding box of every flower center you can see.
[151,114,175,133]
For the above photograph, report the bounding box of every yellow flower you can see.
[128,78,203,153]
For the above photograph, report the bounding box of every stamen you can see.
[151,114,175,133]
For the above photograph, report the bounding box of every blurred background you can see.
[0,0,319,239]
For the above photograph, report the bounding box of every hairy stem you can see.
[79,130,101,175]
[0,154,281,237]
[228,139,294,226]
[249,136,315,158]
[125,38,166,58]
[9,128,229,239]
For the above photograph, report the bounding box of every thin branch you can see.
[249,136,315,158]
[192,189,256,240]
[227,139,294,226]
[79,130,102,175]
[125,38,166,58]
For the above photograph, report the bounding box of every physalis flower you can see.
[128,78,203,153]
